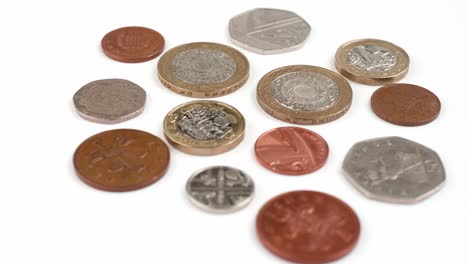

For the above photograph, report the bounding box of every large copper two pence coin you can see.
[157,42,249,98]
[73,129,170,191]
[256,191,360,264]
[163,100,245,155]
[335,38,410,85]
[257,65,352,124]
[255,127,329,175]
[101,26,165,63]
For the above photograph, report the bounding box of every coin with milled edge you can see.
[343,137,445,204]
[163,100,245,155]
[229,8,311,54]
[186,166,254,213]
[257,65,352,124]
[335,38,410,85]
[73,79,146,124]
[73,129,170,192]
[157,42,249,98]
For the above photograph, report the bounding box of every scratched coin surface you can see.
[371,83,441,126]
[186,166,254,213]
[255,127,329,175]
[73,129,170,192]
[101,26,165,63]
[73,79,146,124]
[257,190,360,264]
[163,100,245,155]
[257,65,352,124]
[335,38,410,85]
[343,137,445,204]
[157,42,249,98]
[229,8,311,54]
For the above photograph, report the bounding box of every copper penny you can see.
[73,129,170,191]
[256,191,360,264]
[255,127,329,175]
[101,26,165,63]
[371,83,441,126]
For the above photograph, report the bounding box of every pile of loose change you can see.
[72,8,445,264]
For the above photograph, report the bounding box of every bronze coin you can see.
[101,26,165,63]
[256,191,360,264]
[371,83,441,126]
[73,129,170,191]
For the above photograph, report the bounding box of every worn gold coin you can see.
[257,65,352,125]
[163,100,245,155]
[157,42,249,98]
[335,38,410,85]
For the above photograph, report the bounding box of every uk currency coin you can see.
[101,26,165,63]
[335,38,410,85]
[186,166,254,213]
[371,83,441,126]
[257,65,352,124]
[157,42,249,98]
[256,190,360,264]
[163,100,245,155]
[343,137,445,204]
[73,79,146,124]
[73,129,170,192]
[229,8,311,54]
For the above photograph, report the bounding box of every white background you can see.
[0,0,467,263]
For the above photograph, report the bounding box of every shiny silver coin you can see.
[229,8,311,54]
[343,137,445,204]
[186,166,254,213]
[73,79,146,124]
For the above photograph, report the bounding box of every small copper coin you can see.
[256,191,360,264]
[101,26,165,63]
[255,127,329,175]
[73,129,170,191]
[371,83,441,126]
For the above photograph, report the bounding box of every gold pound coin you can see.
[335,38,410,85]
[157,42,249,98]
[257,65,352,125]
[163,100,245,155]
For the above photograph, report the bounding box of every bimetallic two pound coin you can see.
[157,42,249,98]
[335,38,410,85]
[257,65,352,124]
[163,100,245,155]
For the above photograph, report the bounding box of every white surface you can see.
[0,0,467,263]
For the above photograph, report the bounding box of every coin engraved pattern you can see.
[347,45,397,72]
[343,137,445,203]
[177,108,233,140]
[271,72,340,111]
[187,166,254,212]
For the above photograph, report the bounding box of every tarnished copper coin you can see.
[255,127,329,175]
[73,129,170,191]
[101,26,165,63]
[371,83,441,126]
[256,191,360,264]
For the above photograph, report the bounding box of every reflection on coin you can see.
[163,100,245,155]
[157,42,249,98]
[256,190,360,264]
[73,79,146,124]
[371,83,441,126]
[343,137,445,204]
[257,65,352,124]
[255,127,329,175]
[229,8,311,54]
[335,38,410,85]
[73,129,170,192]
[101,26,165,63]
[186,166,254,213]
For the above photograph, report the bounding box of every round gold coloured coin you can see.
[335,38,410,85]
[257,65,352,125]
[163,100,245,155]
[157,42,249,98]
